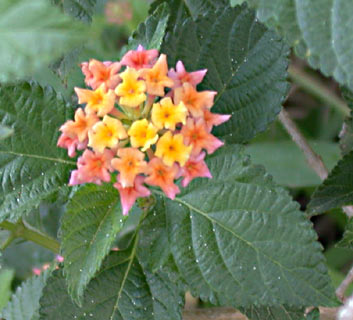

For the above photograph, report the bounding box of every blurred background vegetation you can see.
[1,0,352,310]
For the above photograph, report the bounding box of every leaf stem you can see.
[0,220,60,254]
[336,262,353,301]
[288,65,350,117]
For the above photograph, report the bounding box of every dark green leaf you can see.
[61,184,127,305]
[138,198,170,272]
[308,150,353,214]
[159,144,335,307]
[123,3,170,54]
[0,125,13,141]
[162,4,289,143]
[0,0,88,82]
[39,249,184,320]
[0,82,76,222]
[247,0,353,90]
[0,269,14,311]
[247,140,341,188]
[52,0,97,22]
[241,305,304,320]
[0,270,50,320]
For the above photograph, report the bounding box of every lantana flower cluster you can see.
[58,45,231,215]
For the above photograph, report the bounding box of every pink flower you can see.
[57,133,87,158]
[114,175,151,215]
[56,255,64,263]
[168,61,207,88]
[81,59,121,90]
[202,109,231,132]
[121,45,159,70]
[69,149,114,185]
[180,152,212,187]
[32,268,42,276]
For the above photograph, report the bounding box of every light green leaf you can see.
[159,145,335,307]
[247,0,353,90]
[0,270,50,320]
[52,0,97,22]
[39,248,184,320]
[0,125,13,141]
[308,150,353,214]
[240,305,304,320]
[162,4,289,143]
[0,0,89,82]
[124,2,170,54]
[337,219,353,250]
[0,82,75,222]
[0,269,14,311]
[246,140,341,188]
[61,184,127,305]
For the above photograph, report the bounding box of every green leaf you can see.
[0,270,50,320]
[124,3,170,54]
[0,82,76,222]
[0,125,13,141]
[61,184,127,305]
[240,305,304,320]
[162,4,289,143]
[308,150,353,214]
[158,144,335,307]
[306,308,320,320]
[337,219,353,250]
[39,248,184,320]
[52,0,97,22]
[247,0,353,90]
[0,269,14,311]
[246,140,341,188]
[138,198,170,272]
[0,0,89,82]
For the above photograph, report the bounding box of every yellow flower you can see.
[75,84,115,117]
[115,67,146,108]
[88,115,128,153]
[155,131,192,167]
[151,97,188,130]
[128,119,158,151]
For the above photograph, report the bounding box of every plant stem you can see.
[0,220,60,254]
[336,262,353,301]
[182,307,337,320]
[278,109,328,180]
[288,65,350,117]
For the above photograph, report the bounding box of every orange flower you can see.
[88,115,127,153]
[203,109,231,132]
[115,67,146,107]
[59,108,98,142]
[174,82,217,117]
[155,131,192,167]
[75,84,115,117]
[81,59,121,90]
[151,97,188,130]
[145,158,180,199]
[111,148,147,187]
[140,54,174,96]
[128,119,158,151]
[181,119,223,155]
